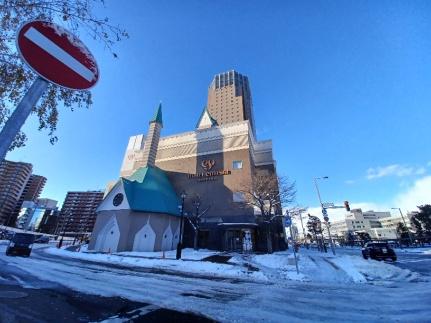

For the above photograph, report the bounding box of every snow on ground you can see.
[45,247,268,282]
[397,247,431,255]
[118,248,217,260]
[44,245,422,285]
[2,244,431,322]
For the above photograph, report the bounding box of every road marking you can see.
[95,304,161,322]
[24,27,94,82]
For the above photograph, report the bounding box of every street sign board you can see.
[17,21,99,90]
[321,208,328,216]
[284,216,292,227]
[322,202,334,208]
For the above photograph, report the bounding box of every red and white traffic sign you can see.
[17,21,99,90]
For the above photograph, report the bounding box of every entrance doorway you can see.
[224,229,255,252]
[198,230,209,249]
[225,230,243,252]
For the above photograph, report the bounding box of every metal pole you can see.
[313,178,323,205]
[289,225,299,274]
[326,222,336,255]
[298,212,308,248]
[176,195,185,260]
[0,77,49,161]
[397,208,414,246]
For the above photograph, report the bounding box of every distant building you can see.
[16,198,58,232]
[329,208,417,240]
[0,160,32,225]
[57,191,104,236]
[12,174,47,225]
[330,209,392,239]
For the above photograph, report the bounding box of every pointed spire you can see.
[196,106,218,129]
[149,102,163,127]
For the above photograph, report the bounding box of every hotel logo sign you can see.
[201,159,215,171]
[188,159,231,182]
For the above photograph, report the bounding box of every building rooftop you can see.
[123,166,180,216]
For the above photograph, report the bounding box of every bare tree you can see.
[187,194,210,250]
[0,0,128,150]
[241,174,296,219]
[240,173,296,252]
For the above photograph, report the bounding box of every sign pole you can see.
[285,212,299,274]
[0,77,49,161]
[289,224,299,274]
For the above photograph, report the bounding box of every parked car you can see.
[362,242,397,261]
[34,235,50,244]
[6,233,35,257]
[0,230,14,240]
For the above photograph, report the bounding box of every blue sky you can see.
[7,0,431,217]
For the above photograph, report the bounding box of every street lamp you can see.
[176,191,187,260]
[391,207,414,246]
[192,195,201,250]
[313,176,336,255]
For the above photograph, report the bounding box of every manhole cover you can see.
[0,291,28,299]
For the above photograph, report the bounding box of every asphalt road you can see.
[333,246,431,276]
[0,244,215,323]
[1,243,431,322]
[392,251,431,276]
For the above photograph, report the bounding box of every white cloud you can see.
[345,179,355,185]
[394,175,431,212]
[366,163,428,180]
[366,164,416,180]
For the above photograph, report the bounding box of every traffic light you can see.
[344,201,350,211]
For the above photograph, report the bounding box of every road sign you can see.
[322,202,334,208]
[17,21,99,90]
[284,216,292,227]
[321,208,328,216]
[0,20,100,161]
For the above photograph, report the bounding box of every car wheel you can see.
[391,256,397,262]
[362,254,368,259]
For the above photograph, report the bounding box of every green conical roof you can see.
[149,103,163,126]
[121,166,180,216]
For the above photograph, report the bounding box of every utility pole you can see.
[313,177,335,255]
[392,208,414,246]
[176,191,187,260]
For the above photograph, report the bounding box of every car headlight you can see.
[28,244,33,249]
[9,242,15,247]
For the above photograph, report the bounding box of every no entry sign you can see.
[17,21,99,90]
[0,20,100,161]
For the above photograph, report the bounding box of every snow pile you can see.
[234,250,421,284]
[330,255,421,283]
[45,247,267,282]
[230,252,307,282]
[118,248,217,260]
[43,246,420,285]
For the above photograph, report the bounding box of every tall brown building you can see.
[12,174,47,224]
[0,160,32,225]
[118,70,284,252]
[207,70,256,136]
[57,191,104,236]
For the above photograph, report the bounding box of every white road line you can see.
[24,27,94,82]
